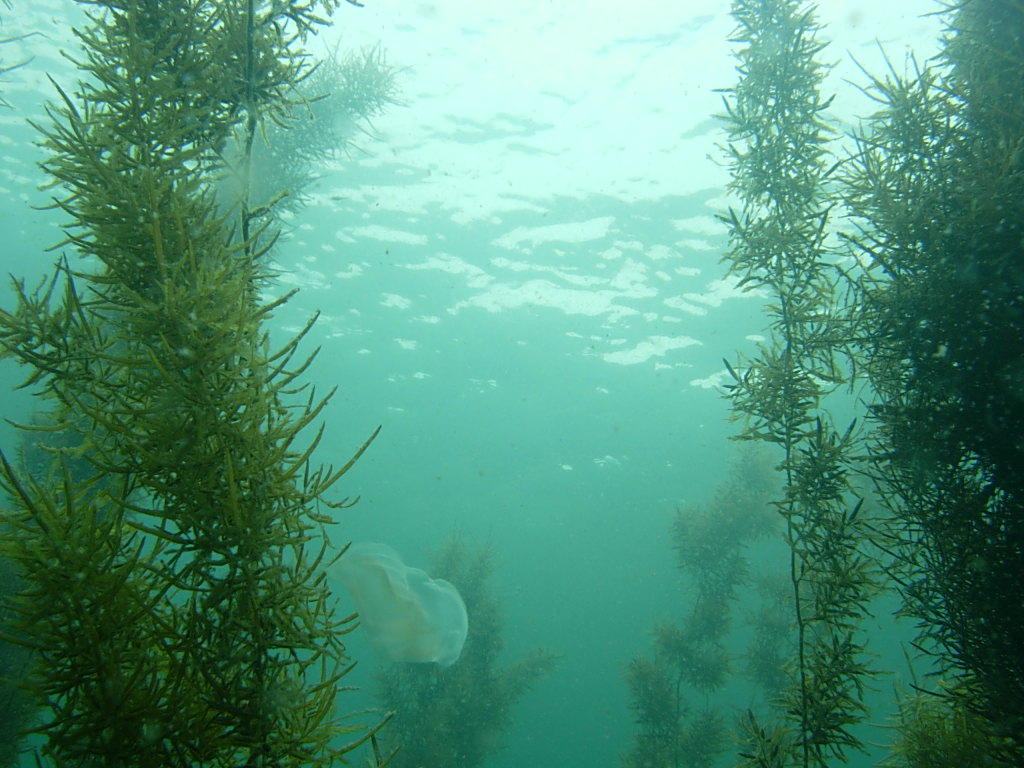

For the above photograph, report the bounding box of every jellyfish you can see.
[333,542,468,667]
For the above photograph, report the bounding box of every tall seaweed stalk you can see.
[717,1,879,765]
[0,0,381,765]
[623,449,779,768]
[845,1,1024,758]
[374,538,557,768]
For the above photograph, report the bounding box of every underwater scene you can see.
[0,0,1022,766]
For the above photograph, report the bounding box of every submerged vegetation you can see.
[623,449,781,768]
[0,0,1021,766]
[631,1,1024,766]
[0,0,393,764]
[718,1,880,764]
[0,555,32,768]
[846,1,1024,755]
[229,43,400,217]
[374,538,558,768]
[883,681,1013,768]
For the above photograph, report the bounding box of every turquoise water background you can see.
[0,2,944,766]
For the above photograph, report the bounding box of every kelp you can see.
[0,0,382,765]
[845,0,1024,756]
[373,538,558,768]
[623,449,781,768]
[718,0,1024,765]
[718,1,881,766]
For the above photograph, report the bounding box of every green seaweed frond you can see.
[0,0,384,765]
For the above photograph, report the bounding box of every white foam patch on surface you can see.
[601,336,701,366]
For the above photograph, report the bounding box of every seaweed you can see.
[0,0,385,765]
[717,0,1024,765]
[373,538,558,768]
[717,1,881,765]
[845,0,1024,755]
[623,448,783,768]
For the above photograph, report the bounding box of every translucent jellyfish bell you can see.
[334,542,468,667]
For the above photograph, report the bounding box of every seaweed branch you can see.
[717,1,880,765]
[0,1,386,765]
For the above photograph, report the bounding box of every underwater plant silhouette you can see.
[0,0,394,764]
[374,538,557,768]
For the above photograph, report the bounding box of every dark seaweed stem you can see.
[240,3,267,756]
[241,0,258,251]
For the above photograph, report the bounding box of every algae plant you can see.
[623,449,781,768]
[719,1,881,763]
[1,0,1022,766]
[846,0,1024,757]
[712,0,1024,766]
[373,537,558,768]
[0,0,391,764]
